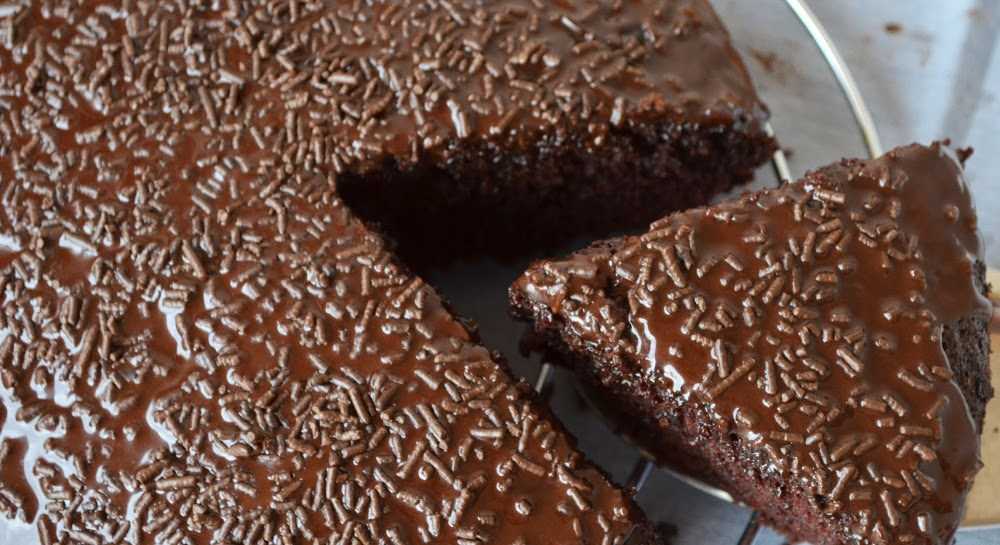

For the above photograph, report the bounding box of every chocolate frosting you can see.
[0,0,770,542]
[515,143,991,545]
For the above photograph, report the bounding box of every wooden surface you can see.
[963,268,1000,527]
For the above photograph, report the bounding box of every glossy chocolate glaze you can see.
[514,143,991,545]
[0,0,768,542]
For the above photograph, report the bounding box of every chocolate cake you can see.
[512,143,993,545]
[0,0,773,543]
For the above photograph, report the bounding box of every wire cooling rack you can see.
[531,1,885,542]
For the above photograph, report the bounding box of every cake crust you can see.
[512,143,993,545]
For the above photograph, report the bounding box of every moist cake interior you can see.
[338,117,771,268]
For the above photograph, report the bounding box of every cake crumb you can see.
[884,22,903,34]
[749,49,792,84]
[750,49,778,74]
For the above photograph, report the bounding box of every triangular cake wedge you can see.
[511,143,993,545]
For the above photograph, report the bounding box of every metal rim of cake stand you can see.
[533,1,885,543]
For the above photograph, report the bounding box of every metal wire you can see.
[737,512,763,545]
[784,0,884,158]
[627,458,655,492]
[766,123,793,183]
[535,2,883,543]
[534,362,554,394]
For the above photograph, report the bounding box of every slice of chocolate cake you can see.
[330,0,774,264]
[0,0,771,542]
[512,143,993,545]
